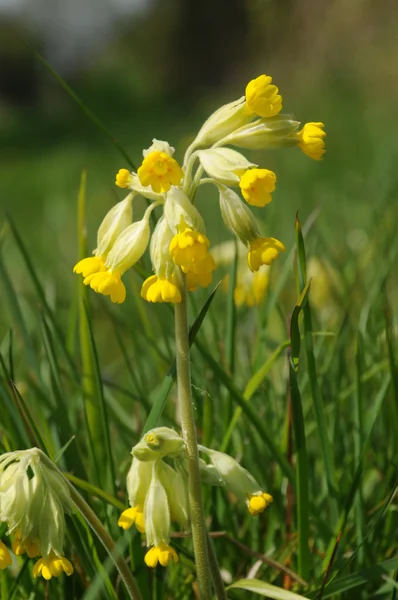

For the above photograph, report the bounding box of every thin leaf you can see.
[227,578,309,599]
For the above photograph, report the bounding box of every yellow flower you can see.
[234,269,269,307]
[186,270,213,291]
[247,492,273,516]
[245,74,282,118]
[73,256,107,279]
[115,168,133,188]
[0,541,11,569]
[144,543,178,568]
[169,218,215,285]
[141,275,182,303]
[118,506,145,533]
[138,151,183,193]
[84,269,126,304]
[12,533,40,558]
[248,237,285,272]
[32,552,74,580]
[239,168,277,207]
[297,122,326,160]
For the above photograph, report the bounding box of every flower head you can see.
[169,217,215,286]
[0,449,74,579]
[138,146,183,193]
[245,74,282,118]
[115,169,133,189]
[297,122,326,160]
[32,552,74,580]
[239,168,277,207]
[248,237,285,271]
[141,275,182,303]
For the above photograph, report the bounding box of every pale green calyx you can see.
[96,194,133,257]
[191,97,252,149]
[144,463,171,547]
[218,185,259,244]
[202,448,261,502]
[164,186,205,234]
[132,427,185,461]
[149,216,176,278]
[197,148,256,186]
[220,114,300,150]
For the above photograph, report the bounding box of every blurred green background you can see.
[1,2,398,598]
[1,0,398,325]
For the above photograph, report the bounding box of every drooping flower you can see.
[247,237,285,271]
[0,449,74,579]
[73,194,133,282]
[143,463,178,568]
[239,168,277,207]
[141,216,182,304]
[118,456,153,534]
[200,447,273,515]
[83,202,161,303]
[245,74,282,118]
[296,122,326,160]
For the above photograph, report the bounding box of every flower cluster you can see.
[118,427,188,568]
[74,74,326,304]
[118,427,272,568]
[0,449,74,580]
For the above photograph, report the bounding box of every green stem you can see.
[39,452,143,600]
[174,282,212,600]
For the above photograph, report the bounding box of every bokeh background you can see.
[1,0,398,306]
[1,3,398,597]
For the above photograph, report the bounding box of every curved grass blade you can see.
[296,215,338,521]
[24,39,136,170]
[227,578,309,599]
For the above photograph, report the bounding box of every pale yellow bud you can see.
[193,97,252,147]
[218,185,259,244]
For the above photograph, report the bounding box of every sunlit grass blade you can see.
[322,374,391,571]
[82,301,117,495]
[195,337,294,484]
[295,215,338,521]
[221,339,290,453]
[227,578,309,599]
[7,213,78,381]
[289,279,311,581]
[0,252,39,372]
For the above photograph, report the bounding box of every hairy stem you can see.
[175,283,212,600]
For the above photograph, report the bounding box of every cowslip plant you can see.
[73,72,325,600]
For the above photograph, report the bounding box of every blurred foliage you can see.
[0,0,398,598]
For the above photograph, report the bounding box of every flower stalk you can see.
[174,277,212,600]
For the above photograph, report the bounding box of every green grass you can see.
[1,57,398,600]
